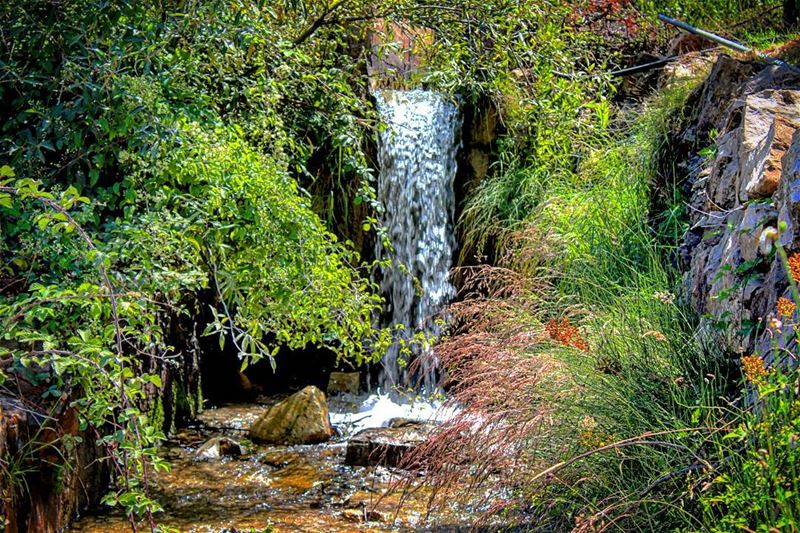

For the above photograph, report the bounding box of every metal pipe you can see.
[658,13,800,74]
[658,14,751,52]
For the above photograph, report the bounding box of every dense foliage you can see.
[0,0,392,525]
[2,0,799,531]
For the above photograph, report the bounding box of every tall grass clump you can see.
[396,73,763,530]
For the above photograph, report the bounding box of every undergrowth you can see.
[398,68,800,531]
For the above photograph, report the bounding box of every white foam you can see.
[329,391,456,435]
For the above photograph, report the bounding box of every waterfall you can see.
[373,90,462,392]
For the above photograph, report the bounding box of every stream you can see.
[70,393,464,532]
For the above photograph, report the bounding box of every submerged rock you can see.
[344,421,434,468]
[194,436,243,460]
[340,508,387,523]
[249,386,334,445]
[327,371,360,396]
[259,450,297,468]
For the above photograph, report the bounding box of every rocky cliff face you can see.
[677,55,800,363]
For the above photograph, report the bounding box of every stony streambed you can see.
[69,395,463,533]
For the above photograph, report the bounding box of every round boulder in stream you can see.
[249,385,334,444]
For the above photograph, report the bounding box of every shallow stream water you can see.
[70,394,463,533]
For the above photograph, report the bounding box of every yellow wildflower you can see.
[788,252,800,282]
[777,297,796,317]
[741,354,769,386]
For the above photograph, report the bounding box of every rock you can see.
[738,91,800,201]
[675,54,800,360]
[0,396,107,533]
[341,508,387,523]
[344,421,434,468]
[327,372,360,396]
[739,202,778,262]
[259,450,297,468]
[661,52,714,85]
[249,386,334,445]
[705,125,742,209]
[237,371,263,400]
[682,55,761,146]
[386,417,424,428]
[366,19,432,88]
[703,90,800,208]
[776,129,800,250]
[667,33,713,55]
[194,436,243,460]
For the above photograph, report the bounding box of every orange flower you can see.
[546,317,589,352]
[777,297,797,317]
[788,252,800,282]
[643,330,668,341]
[741,354,769,386]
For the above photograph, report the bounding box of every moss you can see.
[171,376,203,430]
[149,395,166,435]
[194,376,203,417]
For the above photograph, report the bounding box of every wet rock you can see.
[344,421,434,468]
[249,386,334,445]
[194,436,243,460]
[387,417,424,428]
[327,372,360,396]
[259,450,297,468]
[366,19,432,89]
[341,508,387,523]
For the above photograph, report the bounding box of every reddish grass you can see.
[384,258,583,527]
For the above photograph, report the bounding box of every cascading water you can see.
[373,90,462,392]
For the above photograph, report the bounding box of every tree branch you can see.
[293,0,353,45]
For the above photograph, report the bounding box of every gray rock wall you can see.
[678,55,800,362]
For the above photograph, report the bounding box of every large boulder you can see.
[344,419,435,468]
[249,386,334,445]
[738,91,800,201]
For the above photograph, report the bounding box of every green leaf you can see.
[89,168,100,186]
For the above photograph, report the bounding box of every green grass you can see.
[452,63,800,529]
[514,70,800,532]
